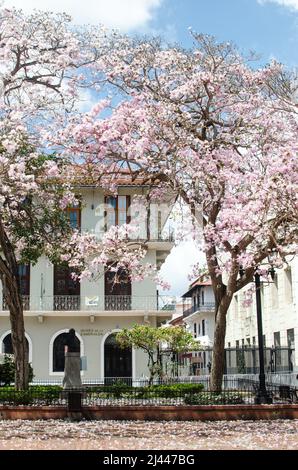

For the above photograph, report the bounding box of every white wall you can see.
[0,315,151,380]
[185,311,215,346]
[225,258,298,370]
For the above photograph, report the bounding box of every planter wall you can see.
[1,404,298,420]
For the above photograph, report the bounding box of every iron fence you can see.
[0,377,297,408]
[167,346,295,377]
[224,346,295,374]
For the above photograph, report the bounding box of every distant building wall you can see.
[225,258,298,372]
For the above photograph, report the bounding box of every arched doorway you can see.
[104,333,132,384]
[52,332,80,372]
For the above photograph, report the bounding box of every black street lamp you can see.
[239,265,275,404]
[254,272,272,404]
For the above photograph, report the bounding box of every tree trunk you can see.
[210,304,228,391]
[0,217,29,390]
[2,274,29,390]
[147,352,155,385]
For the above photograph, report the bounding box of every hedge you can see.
[184,392,245,405]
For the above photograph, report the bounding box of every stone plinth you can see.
[63,352,82,389]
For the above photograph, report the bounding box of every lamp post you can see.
[239,265,275,404]
[254,272,272,404]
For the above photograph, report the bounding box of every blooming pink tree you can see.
[59,33,298,390]
[0,6,104,389]
[61,223,160,285]
[0,132,78,389]
[1,7,170,389]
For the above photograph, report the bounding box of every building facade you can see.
[0,182,175,383]
[225,258,298,374]
[181,279,216,374]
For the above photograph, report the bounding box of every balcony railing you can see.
[183,302,216,318]
[105,295,131,311]
[82,228,175,243]
[2,296,30,311]
[1,295,176,313]
[53,295,81,311]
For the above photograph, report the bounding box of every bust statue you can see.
[65,328,80,353]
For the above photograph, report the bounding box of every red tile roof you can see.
[181,277,212,298]
[190,279,212,287]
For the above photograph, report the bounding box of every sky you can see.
[3,0,298,296]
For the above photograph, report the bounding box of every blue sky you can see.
[4,0,298,296]
[149,0,298,67]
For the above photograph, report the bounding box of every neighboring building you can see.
[181,278,216,374]
[0,174,175,383]
[225,258,298,374]
[167,301,184,327]
[168,315,184,327]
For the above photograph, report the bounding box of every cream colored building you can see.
[225,258,298,373]
[0,181,175,383]
[181,279,216,374]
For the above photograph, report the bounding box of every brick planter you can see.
[1,404,298,420]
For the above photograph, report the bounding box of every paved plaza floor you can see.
[0,419,298,450]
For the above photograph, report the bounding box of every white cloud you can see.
[77,88,99,113]
[258,0,298,11]
[160,241,205,297]
[3,0,163,31]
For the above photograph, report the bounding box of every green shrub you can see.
[0,356,14,385]
[85,382,204,399]
[0,355,34,386]
[0,389,33,405]
[149,383,204,397]
[107,383,132,398]
[0,385,62,405]
[29,385,62,403]
[0,381,207,404]
[184,392,245,405]
[29,385,62,393]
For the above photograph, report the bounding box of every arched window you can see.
[1,332,31,362]
[52,332,80,372]
[2,333,29,355]
[3,334,14,354]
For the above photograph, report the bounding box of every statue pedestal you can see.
[63,352,82,389]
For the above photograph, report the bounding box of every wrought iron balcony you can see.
[53,295,81,311]
[183,302,216,318]
[105,295,131,311]
[2,296,30,311]
[1,294,176,313]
